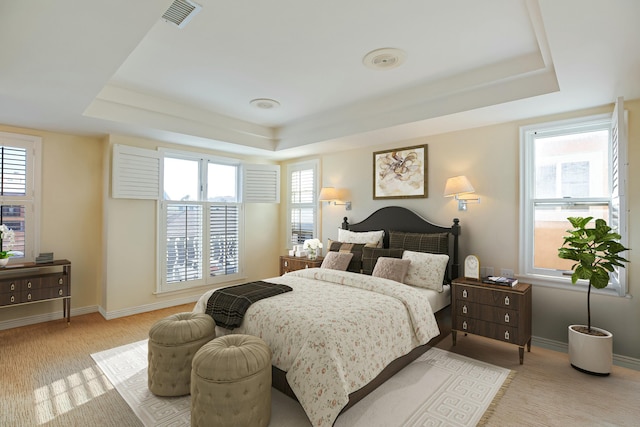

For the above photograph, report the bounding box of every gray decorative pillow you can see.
[320,252,354,271]
[362,247,404,275]
[372,257,411,283]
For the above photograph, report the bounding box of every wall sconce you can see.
[319,187,352,210]
[444,175,480,211]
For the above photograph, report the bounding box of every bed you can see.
[193,206,460,426]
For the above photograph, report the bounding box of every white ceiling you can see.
[1,0,639,160]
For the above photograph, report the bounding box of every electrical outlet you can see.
[481,266,494,277]
[501,268,514,278]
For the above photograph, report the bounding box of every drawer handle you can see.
[462,320,468,330]
[504,331,510,340]
[284,261,288,267]
[58,278,64,285]
[10,283,15,291]
[28,282,32,289]
[462,305,467,314]
[462,289,468,298]
[504,296,510,306]
[59,289,64,296]
[10,295,14,303]
[504,313,510,323]
[27,293,32,301]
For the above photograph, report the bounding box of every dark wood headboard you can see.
[341,206,460,280]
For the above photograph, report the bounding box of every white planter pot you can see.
[568,325,613,375]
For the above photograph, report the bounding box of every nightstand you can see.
[279,255,323,275]
[451,277,532,364]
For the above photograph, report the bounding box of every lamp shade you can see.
[318,187,340,201]
[443,175,475,197]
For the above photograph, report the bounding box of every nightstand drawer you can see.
[454,285,521,308]
[455,317,520,344]
[455,300,519,326]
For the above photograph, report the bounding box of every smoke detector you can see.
[162,0,202,29]
[250,98,280,109]
[363,48,407,70]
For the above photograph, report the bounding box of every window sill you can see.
[518,273,630,298]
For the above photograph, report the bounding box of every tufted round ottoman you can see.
[148,312,216,397]
[191,334,272,427]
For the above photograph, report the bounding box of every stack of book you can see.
[36,252,54,264]
[482,276,518,287]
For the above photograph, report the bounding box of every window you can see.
[0,132,41,262]
[159,152,243,292]
[519,99,628,295]
[287,160,319,247]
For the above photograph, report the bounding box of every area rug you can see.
[91,340,513,427]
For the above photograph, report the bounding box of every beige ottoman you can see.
[148,312,216,397]
[191,334,272,427]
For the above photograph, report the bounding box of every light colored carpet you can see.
[92,340,512,427]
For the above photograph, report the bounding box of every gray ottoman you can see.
[191,334,272,427]
[148,312,216,397]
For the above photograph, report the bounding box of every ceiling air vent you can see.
[162,0,202,29]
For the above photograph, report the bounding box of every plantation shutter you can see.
[610,96,628,295]
[209,204,240,276]
[165,202,203,283]
[112,144,161,199]
[243,164,280,203]
[290,167,316,245]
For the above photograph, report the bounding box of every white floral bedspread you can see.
[193,268,440,426]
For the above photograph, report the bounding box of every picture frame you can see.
[373,144,428,199]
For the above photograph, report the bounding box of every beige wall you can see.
[281,99,640,360]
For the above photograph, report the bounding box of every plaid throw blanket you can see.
[205,281,292,329]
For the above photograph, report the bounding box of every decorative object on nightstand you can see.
[558,216,630,376]
[451,277,532,364]
[279,255,323,275]
[303,238,323,260]
[0,224,16,266]
[464,255,480,280]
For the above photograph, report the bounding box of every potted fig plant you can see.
[558,216,629,375]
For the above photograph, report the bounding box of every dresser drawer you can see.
[0,279,20,293]
[454,317,521,344]
[455,300,519,326]
[23,284,70,301]
[454,285,521,308]
[0,291,21,305]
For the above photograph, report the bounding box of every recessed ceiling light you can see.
[362,48,407,70]
[250,98,280,109]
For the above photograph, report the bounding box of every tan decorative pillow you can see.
[320,252,354,271]
[372,257,411,283]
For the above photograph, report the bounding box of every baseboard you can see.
[0,295,200,330]
[0,305,98,331]
[101,294,201,320]
[532,335,640,371]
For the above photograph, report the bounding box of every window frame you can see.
[157,149,244,293]
[0,132,41,263]
[518,112,628,296]
[286,159,319,249]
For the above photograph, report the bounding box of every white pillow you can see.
[401,251,449,292]
[337,229,384,248]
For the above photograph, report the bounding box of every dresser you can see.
[0,260,71,324]
[451,277,532,364]
[279,255,323,275]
